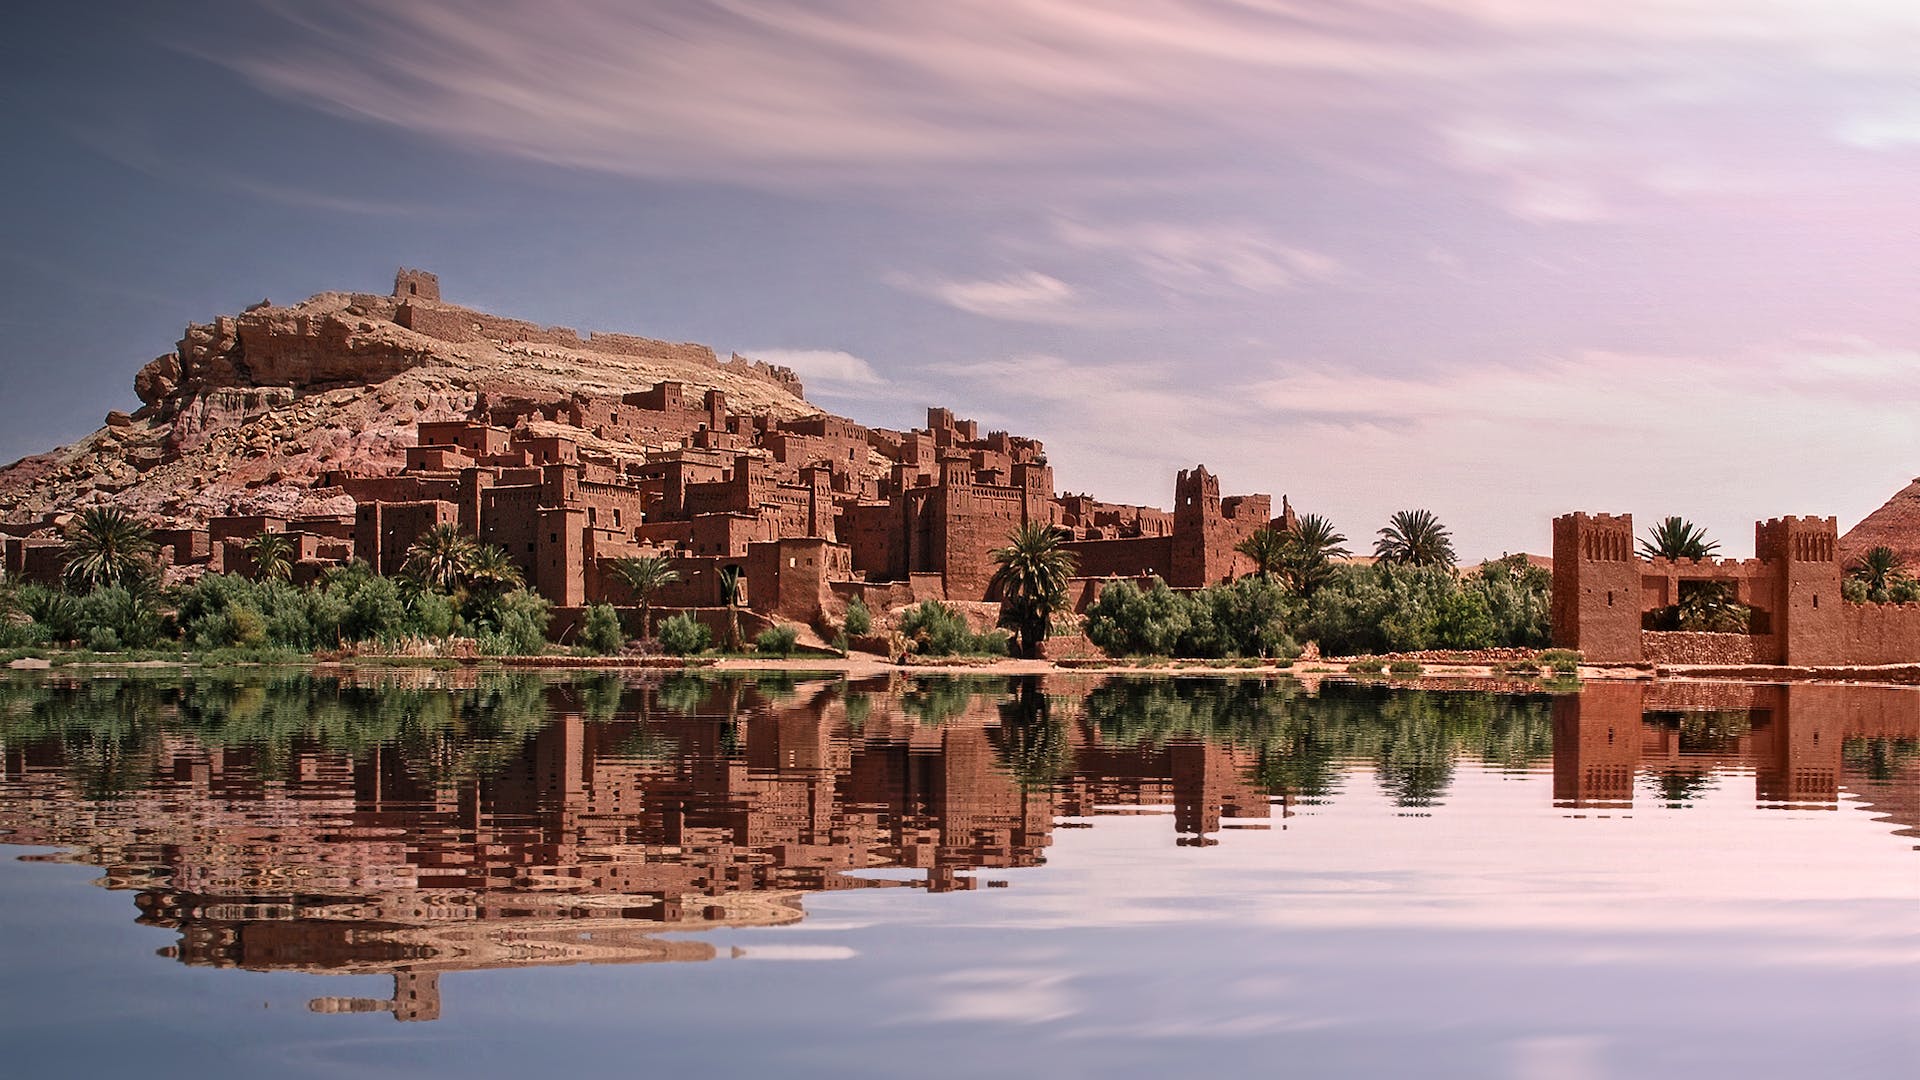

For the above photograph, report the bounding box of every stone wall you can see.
[1641,631,1771,666]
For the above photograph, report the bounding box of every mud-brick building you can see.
[1552,512,1920,666]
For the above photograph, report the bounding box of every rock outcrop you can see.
[0,277,818,529]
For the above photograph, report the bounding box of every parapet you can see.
[1755,515,1839,563]
[1552,512,1634,563]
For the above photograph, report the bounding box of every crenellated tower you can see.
[1755,516,1843,665]
[1551,512,1642,662]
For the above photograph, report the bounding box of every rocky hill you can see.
[1841,477,1920,569]
[0,273,818,529]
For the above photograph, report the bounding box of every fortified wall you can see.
[1552,512,1920,666]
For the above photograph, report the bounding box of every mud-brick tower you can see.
[1012,459,1055,528]
[1171,465,1225,588]
[1755,516,1843,666]
[1551,512,1642,662]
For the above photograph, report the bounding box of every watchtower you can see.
[1171,466,1223,588]
[393,268,440,302]
[1755,516,1843,665]
[1550,512,1642,662]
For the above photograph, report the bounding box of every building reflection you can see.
[0,675,1274,1021]
[1552,682,1920,826]
[0,673,1913,1022]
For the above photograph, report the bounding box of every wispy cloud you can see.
[739,348,885,389]
[218,0,1920,219]
[894,271,1085,324]
[1050,219,1345,294]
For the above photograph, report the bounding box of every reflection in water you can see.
[0,672,1915,1023]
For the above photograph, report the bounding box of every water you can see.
[0,671,1914,1079]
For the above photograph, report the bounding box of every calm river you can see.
[0,671,1914,1078]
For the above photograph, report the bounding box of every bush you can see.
[658,613,711,656]
[1084,578,1191,657]
[756,625,799,656]
[405,589,459,639]
[1388,660,1423,676]
[17,584,84,644]
[1539,648,1581,675]
[1300,560,1551,656]
[580,603,625,656]
[898,600,1007,656]
[843,597,872,636]
[1085,576,1297,659]
[80,586,164,650]
[473,589,551,656]
[1347,659,1386,675]
[1196,575,1298,659]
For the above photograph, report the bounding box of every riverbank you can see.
[10,646,1920,689]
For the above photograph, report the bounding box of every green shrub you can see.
[80,586,164,650]
[898,600,1007,656]
[1499,660,1542,677]
[1085,578,1188,657]
[580,603,625,656]
[756,625,799,656]
[342,574,410,643]
[843,597,872,636]
[658,613,712,656]
[473,589,551,655]
[1388,660,1423,676]
[17,585,84,644]
[1539,648,1581,675]
[85,626,122,653]
[1347,659,1386,675]
[405,589,459,639]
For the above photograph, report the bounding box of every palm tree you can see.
[712,564,746,651]
[1675,580,1747,632]
[400,524,478,594]
[1848,546,1906,601]
[1279,513,1350,596]
[989,522,1079,658]
[1235,527,1289,579]
[464,543,525,596]
[241,531,294,582]
[1374,509,1456,569]
[607,555,680,639]
[61,507,156,593]
[1639,516,1719,561]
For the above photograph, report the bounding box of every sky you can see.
[1,1,1915,559]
